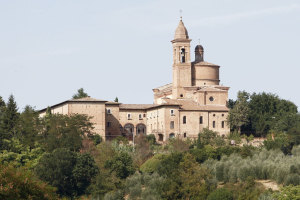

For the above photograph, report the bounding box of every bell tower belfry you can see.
[171,19,192,99]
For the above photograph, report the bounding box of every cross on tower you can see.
[179,9,182,20]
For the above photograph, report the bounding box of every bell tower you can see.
[171,18,192,99]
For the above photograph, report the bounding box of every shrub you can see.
[140,154,166,173]
[204,146,300,185]
[272,185,300,200]
[146,134,156,145]
[124,172,166,200]
[207,188,234,200]
[284,174,300,186]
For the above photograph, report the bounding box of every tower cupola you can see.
[195,45,204,62]
[174,19,189,40]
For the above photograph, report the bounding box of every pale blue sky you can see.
[0,0,300,110]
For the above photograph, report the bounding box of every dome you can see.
[174,20,189,40]
[195,45,204,51]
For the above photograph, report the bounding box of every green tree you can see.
[178,153,213,200]
[248,92,297,136]
[114,97,119,102]
[105,151,135,179]
[226,99,236,109]
[133,134,153,167]
[35,148,98,197]
[286,114,300,145]
[227,91,250,133]
[40,114,94,152]
[35,148,77,197]
[196,132,204,149]
[0,96,7,150]
[19,105,41,150]
[0,96,5,108]
[3,95,19,136]
[0,164,58,200]
[72,153,98,196]
[72,88,88,99]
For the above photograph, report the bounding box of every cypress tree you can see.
[0,96,7,150]
[3,95,19,135]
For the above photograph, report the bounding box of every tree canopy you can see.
[72,88,88,99]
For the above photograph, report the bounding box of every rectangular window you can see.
[183,116,186,124]
[213,121,216,128]
[222,121,225,128]
[143,114,146,117]
[127,113,131,119]
[200,116,203,124]
[170,109,175,116]
[170,121,174,129]
[107,109,111,114]
[107,122,111,127]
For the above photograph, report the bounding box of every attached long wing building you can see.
[39,19,230,142]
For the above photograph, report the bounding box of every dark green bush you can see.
[207,188,234,200]
[284,174,300,186]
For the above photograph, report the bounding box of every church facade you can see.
[39,19,230,142]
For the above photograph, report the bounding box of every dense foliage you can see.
[228,91,299,137]
[0,164,58,200]
[204,146,300,186]
[0,91,300,199]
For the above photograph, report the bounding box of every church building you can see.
[39,19,230,142]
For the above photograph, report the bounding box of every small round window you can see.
[209,96,214,102]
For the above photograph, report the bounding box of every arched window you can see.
[137,123,146,135]
[180,48,185,63]
[169,133,175,139]
[124,123,134,135]
[183,116,186,124]
[183,133,187,138]
[199,116,203,124]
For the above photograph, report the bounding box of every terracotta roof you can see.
[119,104,156,110]
[194,61,219,66]
[39,97,107,112]
[70,97,107,102]
[119,103,180,110]
[105,101,120,105]
[153,83,172,91]
[197,87,225,92]
[162,99,229,111]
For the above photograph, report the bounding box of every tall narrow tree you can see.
[227,91,250,133]
[0,96,7,150]
[3,95,19,136]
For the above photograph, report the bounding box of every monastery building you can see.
[39,19,230,142]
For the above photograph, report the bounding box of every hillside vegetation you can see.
[0,91,300,200]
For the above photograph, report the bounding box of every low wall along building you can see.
[39,19,230,142]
